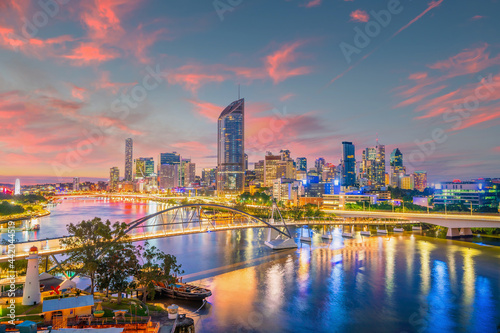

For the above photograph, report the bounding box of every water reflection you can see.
[14,198,500,332]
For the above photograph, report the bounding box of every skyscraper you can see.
[341,141,356,187]
[217,98,245,195]
[390,148,405,187]
[374,143,386,187]
[125,138,133,181]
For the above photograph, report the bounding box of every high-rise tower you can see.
[217,98,245,195]
[125,138,133,181]
[341,141,356,187]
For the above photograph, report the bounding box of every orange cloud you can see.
[350,10,369,23]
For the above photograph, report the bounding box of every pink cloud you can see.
[94,71,137,94]
[187,99,223,122]
[266,41,311,84]
[303,0,321,8]
[394,85,447,108]
[392,0,444,38]
[470,15,485,21]
[409,72,428,80]
[350,10,369,23]
[62,43,120,66]
[167,65,228,94]
[280,93,295,102]
[70,84,88,101]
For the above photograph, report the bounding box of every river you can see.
[7,198,500,332]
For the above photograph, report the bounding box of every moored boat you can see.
[153,279,211,301]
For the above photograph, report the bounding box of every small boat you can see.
[154,280,211,301]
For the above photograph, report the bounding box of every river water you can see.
[7,198,500,332]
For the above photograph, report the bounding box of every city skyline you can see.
[1,0,499,184]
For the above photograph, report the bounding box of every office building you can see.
[296,157,307,172]
[413,171,427,191]
[341,142,356,187]
[109,167,120,191]
[390,148,406,187]
[125,138,133,181]
[217,98,245,195]
[401,174,415,190]
[159,164,179,189]
[434,179,500,208]
[135,157,154,178]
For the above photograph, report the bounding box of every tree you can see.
[96,243,139,303]
[60,217,128,295]
[134,242,184,302]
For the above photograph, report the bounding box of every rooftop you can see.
[42,295,94,313]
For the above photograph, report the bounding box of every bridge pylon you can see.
[264,200,298,250]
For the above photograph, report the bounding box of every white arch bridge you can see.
[0,203,419,263]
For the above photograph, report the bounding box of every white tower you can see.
[22,246,41,305]
[14,179,20,195]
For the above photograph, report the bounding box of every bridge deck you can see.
[0,219,417,263]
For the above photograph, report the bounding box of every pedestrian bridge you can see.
[0,204,417,263]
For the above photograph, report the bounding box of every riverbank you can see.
[0,209,51,224]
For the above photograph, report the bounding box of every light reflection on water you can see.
[7,198,500,332]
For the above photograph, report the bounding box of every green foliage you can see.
[96,242,140,303]
[238,192,272,206]
[0,201,24,215]
[60,217,129,295]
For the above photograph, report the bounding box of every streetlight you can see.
[466,200,473,216]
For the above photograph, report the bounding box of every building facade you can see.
[413,171,427,191]
[341,141,356,187]
[109,167,120,191]
[125,138,133,181]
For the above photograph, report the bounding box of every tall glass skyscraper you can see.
[341,141,356,187]
[217,98,245,195]
[125,138,133,181]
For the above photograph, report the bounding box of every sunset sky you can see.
[0,0,499,184]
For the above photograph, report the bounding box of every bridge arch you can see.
[119,203,293,241]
